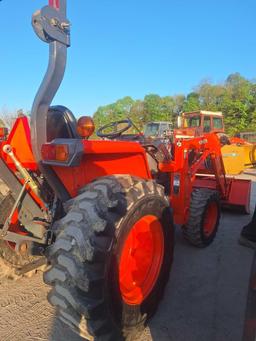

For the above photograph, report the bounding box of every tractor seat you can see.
[47,105,80,142]
[142,139,171,194]
[142,139,172,173]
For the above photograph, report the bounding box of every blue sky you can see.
[1,0,256,117]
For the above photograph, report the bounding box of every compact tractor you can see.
[0,1,252,340]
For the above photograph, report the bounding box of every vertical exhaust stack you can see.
[30,0,71,200]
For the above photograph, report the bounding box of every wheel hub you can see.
[119,215,164,305]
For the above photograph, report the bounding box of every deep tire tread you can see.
[183,188,220,247]
[44,175,172,340]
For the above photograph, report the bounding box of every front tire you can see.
[44,175,174,340]
[183,188,220,247]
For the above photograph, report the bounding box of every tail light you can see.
[42,143,69,162]
[41,140,84,167]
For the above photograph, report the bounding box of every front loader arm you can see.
[169,133,228,225]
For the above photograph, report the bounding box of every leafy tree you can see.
[183,92,200,112]
[129,100,145,128]
[143,94,163,121]
[93,73,256,136]
[173,95,185,115]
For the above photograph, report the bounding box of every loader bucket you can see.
[221,144,245,175]
[222,144,256,174]
[244,144,256,167]
[222,178,252,214]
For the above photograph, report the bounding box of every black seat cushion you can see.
[47,105,80,142]
[142,138,172,163]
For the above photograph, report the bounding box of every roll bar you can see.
[30,0,70,164]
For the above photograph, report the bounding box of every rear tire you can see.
[183,188,220,247]
[44,175,174,340]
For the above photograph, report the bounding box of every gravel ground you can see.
[0,173,255,341]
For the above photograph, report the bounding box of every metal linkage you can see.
[0,179,29,238]
[0,159,48,229]
[15,257,48,276]
[0,145,49,245]
[0,175,47,246]
[3,231,46,246]
[2,144,40,197]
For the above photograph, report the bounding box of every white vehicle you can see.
[144,121,173,138]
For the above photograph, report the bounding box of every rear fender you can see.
[50,140,152,197]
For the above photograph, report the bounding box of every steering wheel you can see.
[96,119,132,139]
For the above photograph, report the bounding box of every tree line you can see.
[93,73,256,135]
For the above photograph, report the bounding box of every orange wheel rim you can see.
[119,215,164,305]
[203,202,218,237]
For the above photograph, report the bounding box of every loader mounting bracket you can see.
[1,231,47,246]
[32,5,70,46]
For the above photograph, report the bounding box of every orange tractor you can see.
[175,110,256,174]
[0,1,252,340]
[177,110,225,136]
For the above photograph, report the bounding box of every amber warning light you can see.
[77,116,95,139]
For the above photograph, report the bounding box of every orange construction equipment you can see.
[177,110,225,136]
[176,110,256,174]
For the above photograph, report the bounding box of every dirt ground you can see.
[0,172,255,341]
